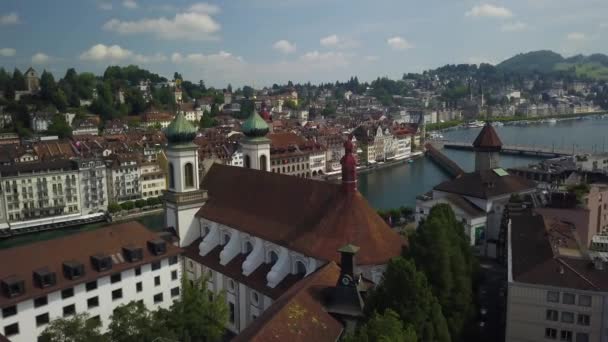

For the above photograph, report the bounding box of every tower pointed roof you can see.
[473,122,502,150]
[165,112,197,144]
[242,110,269,138]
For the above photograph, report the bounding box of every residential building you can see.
[178,102,205,122]
[0,222,182,342]
[0,160,85,231]
[141,110,174,129]
[140,162,166,199]
[30,112,53,132]
[163,111,404,338]
[71,119,99,136]
[76,159,108,214]
[505,207,606,342]
[106,154,141,203]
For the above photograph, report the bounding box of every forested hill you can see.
[496,50,608,79]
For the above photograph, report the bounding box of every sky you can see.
[0,0,607,88]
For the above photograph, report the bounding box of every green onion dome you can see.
[241,110,269,138]
[165,112,197,144]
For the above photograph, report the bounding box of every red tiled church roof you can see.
[233,262,344,342]
[196,164,405,265]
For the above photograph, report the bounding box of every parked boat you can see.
[465,120,485,128]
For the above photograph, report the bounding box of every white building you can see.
[29,113,53,132]
[106,155,141,203]
[140,162,166,200]
[228,149,244,167]
[0,222,182,342]
[162,111,404,338]
[76,159,108,215]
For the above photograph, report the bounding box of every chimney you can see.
[338,244,360,284]
[340,134,357,193]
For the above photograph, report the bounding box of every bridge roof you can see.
[473,123,502,149]
[434,169,536,200]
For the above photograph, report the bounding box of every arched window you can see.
[269,251,278,265]
[222,233,231,246]
[184,162,194,188]
[260,155,267,171]
[295,261,307,275]
[168,163,175,189]
[244,155,251,168]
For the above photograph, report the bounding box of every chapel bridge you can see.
[437,140,590,158]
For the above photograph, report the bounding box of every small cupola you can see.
[241,110,270,138]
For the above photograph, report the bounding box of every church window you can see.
[260,155,267,171]
[168,163,175,189]
[244,155,251,169]
[184,163,194,188]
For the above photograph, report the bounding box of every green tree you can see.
[108,301,176,342]
[121,201,135,211]
[47,114,72,138]
[199,115,217,128]
[365,257,451,342]
[108,202,121,213]
[242,85,254,99]
[165,275,229,342]
[39,313,106,342]
[40,70,57,102]
[52,89,69,111]
[284,99,298,110]
[409,204,475,340]
[344,309,417,342]
[12,68,26,90]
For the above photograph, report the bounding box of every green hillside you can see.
[497,50,608,79]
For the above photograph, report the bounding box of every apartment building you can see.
[140,162,166,199]
[0,160,82,228]
[106,154,141,203]
[506,208,607,342]
[76,159,108,214]
[0,222,182,342]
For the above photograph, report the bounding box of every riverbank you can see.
[426,111,607,131]
[325,151,424,180]
[109,206,163,223]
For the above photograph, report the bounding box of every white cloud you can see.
[188,3,220,14]
[319,34,358,49]
[299,51,350,69]
[0,12,19,25]
[320,34,339,47]
[501,21,528,32]
[387,36,413,50]
[273,40,296,54]
[103,9,220,41]
[0,48,16,57]
[80,44,166,63]
[466,4,512,18]
[123,0,138,9]
[31,53,50,64]
[98,2,112,10]
[364,55,379,62]
[566,32,588,41]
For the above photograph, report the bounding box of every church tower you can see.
[240,110,270,171]
[473,122,502,171]
[163,112,207,246]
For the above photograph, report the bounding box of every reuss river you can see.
[359,116,608,210]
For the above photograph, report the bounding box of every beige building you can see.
[506,207,607,342]
[0,160,82,229]
[140,162,166,199]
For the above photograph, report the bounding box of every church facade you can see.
[162,110,405,339]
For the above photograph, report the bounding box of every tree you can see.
[344,309,417,342]
[108,202,121,213]
[408,204,475,340]
[135,199,147,208]
[108,301,176,342]
[284,99,298,110]
[200,115,217,128]
[226,84,232,93]
[12,68,26,90]
[165,275,229,342]
[120,201,135,211]
[47,114,72,138]
[242,85,254,99]
[40,70,57,102]
[39,313,106,342]
[365,257,451,342]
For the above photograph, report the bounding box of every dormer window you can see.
[148,239,167,256]
[63,261,85,280]
[123,246,143,262]
[90,254,113,272]
[269,251,279,265]
[1,277,25,298]
[33,268,57,288]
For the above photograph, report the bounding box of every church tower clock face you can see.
[341,274,352,286]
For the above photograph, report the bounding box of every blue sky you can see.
[1,0,607,87]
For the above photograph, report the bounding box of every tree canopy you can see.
[344,309,417,342]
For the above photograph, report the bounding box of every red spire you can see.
[341,134,357,193]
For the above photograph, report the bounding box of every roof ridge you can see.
[557,258,600,290]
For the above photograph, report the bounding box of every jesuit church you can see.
[162,110,405,341]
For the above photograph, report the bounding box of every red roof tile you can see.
[233,262,343,342]
[197,164,405,265]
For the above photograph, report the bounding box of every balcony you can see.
[163,190,207,205]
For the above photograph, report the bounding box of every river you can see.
[359,116,608,210]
